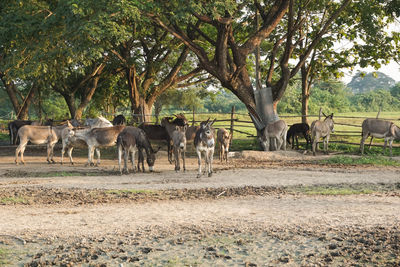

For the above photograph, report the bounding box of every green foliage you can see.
[350,89,400,112]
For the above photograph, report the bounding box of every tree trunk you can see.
[1,76,22,117]
[17,84,36,120]
[63,94,77,119]
[301,65,312,124]
[132,98,153,124]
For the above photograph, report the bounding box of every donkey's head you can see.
[173,125,187,149]
[198,118,216,148]
[323,113,335,133]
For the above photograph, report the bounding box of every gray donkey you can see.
[172,125,187,172]
[260,120,288,151]
[194,118,216,178]
[360,118,400,157]
[311,113,334,156]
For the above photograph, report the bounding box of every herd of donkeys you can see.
[8,112,400,177]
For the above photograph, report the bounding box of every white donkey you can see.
[194,119,216,178]
[360,118,400,157]
[260,120,288,151]
[311,113,334,156]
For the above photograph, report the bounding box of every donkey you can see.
[73,125,125,166]
[139,124,172,163]
[8,120,41,145]
[287,123,311,150]
[260,120,288,151]
[117,126,158,174]
[161,116,188,163]
[84,116,113,128]
[194,118,216,178]
[217,128,232,162]
[15,122,73,165]
[112,114,126,126]
[311,113,334,156]
[172,125,187,172]
[60,127,100,165]
[360,118,400,157]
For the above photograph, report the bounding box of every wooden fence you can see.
[1,108,400,149]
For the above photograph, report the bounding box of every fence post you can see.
[230,106,235,142]
[192,107,195,126]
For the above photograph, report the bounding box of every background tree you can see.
[347,72,396,94]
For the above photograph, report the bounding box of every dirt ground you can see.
[1,146,400,266]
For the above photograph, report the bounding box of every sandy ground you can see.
[0,149,400,266]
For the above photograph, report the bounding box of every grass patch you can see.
[287,183,400,196]
[319,155,400,167]
[0,197,28,205]
[105,189,155,195]
[301,186,373,195]
[0,248,9,266]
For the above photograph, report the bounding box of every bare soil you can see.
[1,146,400,266]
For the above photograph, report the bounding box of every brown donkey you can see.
[217,128,232,162]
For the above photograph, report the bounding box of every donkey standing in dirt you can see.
[194,119,216,178]
[15,122,73,165]
[117,126,158,174]
[360,118,400,157]
[217,128,232,162]
[172,125,187,172]
[61,116,113,165]
[311,113,335,156]
[260,120,288,151]
[287,122,311,150]
[72,125,125,166]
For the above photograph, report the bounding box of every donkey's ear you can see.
[175,125,180,131]
[322,112,327,117]
[330,113,334,118]
[209,118,217,126]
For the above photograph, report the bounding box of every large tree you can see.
[147,0,399,131]
[147,0,357,129]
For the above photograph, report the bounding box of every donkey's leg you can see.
[174,147,180,172]
[46,143,52,164]
[208,148,214,177]
[360,133,369,155]
[15,142,23,165]
[182,149,186,172]
[131,148,137,172]
[325,135,330,154]
[86,145,94,166]
[389,138,393,157]
[196,150,202,178]
[118,145,123,174]
[95,148,101,166]
[312,134,318,156]
[67,147,74,165]
[15,140,27,165]
[49,141,57,163]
